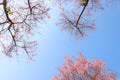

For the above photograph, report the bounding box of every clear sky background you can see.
[0,2,120,80]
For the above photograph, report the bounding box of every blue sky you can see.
[0,2,120,80]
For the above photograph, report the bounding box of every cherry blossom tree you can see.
[51,53,116,80]
[0,0,49,58]
[55,0,109,39]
